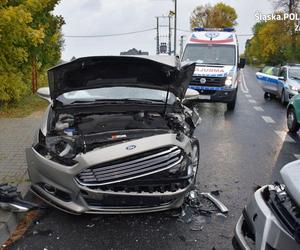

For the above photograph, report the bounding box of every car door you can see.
[256,66,278,94]
[277,67,287,96]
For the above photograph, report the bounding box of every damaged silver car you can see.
[233,160,300,250]
[26,56,201,214]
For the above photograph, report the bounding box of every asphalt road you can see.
[7,66,300,250]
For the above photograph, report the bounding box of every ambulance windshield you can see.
[182,44,236,65]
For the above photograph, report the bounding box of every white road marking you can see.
[245,94,252,98]
[262,116,275,123]
[241,70,249,93]
[294,154,300,159]
[275,130,294,142]
[253,106,264,112]
[249,99,256,104]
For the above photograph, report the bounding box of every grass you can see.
[0,94,48,118]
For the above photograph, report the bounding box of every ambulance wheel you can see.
[287,108,299,133]
[227,93,237,111]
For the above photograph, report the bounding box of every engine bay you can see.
[35,108,199,164]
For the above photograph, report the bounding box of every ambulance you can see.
[181,28,245,110]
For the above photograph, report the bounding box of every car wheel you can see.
[287,108,300,133]
[264,92,270,99]
[281,90,287,105]
[190,140,199,185]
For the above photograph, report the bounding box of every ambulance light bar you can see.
[193,28,235,32]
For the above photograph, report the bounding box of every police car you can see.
[256,64,300,104]
[181,28,245,111]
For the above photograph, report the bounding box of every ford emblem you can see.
[126,145,136,150]
[200,78,206,84]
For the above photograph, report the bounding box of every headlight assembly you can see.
[289,85,298,91]
[225,71,234,87]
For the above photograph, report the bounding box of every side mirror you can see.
[37,87,51,103]
[184,88,200,99]
[238,58,246,69]
[278,76,286,81]
[183,88,200,105]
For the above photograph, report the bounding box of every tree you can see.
[0,0,64,102]
[190,2,237,30]
[271,0,300,62]
[245,17,291,65]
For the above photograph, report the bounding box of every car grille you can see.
[75,146,183,186]
[264,186,300,243]
[191,76,226,86]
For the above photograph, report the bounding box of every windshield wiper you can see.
[69,98,165,105]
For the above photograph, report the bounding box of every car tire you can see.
[191,139,199,186]
[264,92,270,99]
[287,108,300,133]
[281,90,287,105]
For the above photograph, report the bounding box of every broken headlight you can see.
[48,137,76,159]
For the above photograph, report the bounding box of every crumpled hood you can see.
[48,56,195,100]
[193,64,234,77]
[280,160,300,207]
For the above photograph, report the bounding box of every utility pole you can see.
[156,17,160,54]
[168,15,172,55]
[174,0,177,55]
[179,35,185,57]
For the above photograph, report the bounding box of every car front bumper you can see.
[233,185,299,250]
[285,89,299,102]
[26,133,195,214]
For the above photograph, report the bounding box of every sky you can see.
[53,0,274,61]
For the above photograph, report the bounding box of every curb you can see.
[0,182,30,246]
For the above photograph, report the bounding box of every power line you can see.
[64,26,280,39]
[64,28,155,38]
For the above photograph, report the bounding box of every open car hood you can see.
[48,56,195,100]
[280,160,300,207]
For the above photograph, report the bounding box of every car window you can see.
[262,66,279,76]
[289,68,300,80]
[279,68,287,78]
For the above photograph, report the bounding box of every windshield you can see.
[56,87,177,105]
[182,44,236,65]
[289,68,300,80]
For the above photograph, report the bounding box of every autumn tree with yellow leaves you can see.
[0,0,64,102]
[190,3,238,30]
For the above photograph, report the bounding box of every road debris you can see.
[201,192,229,213]
[0,183,39,212]
[86,224,95,228]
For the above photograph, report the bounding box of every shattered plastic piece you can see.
[86,224,95,228]
[181,206,193,224]
[216,213,227,218]
[189,190,197,199]
[201,192,229,213]
[211,190,220,196]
